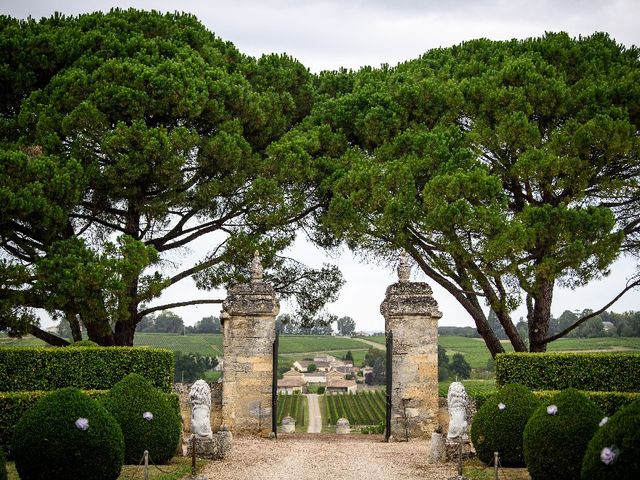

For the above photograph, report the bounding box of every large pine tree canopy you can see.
[1,10,638,351]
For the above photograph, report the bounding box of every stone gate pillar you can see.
[380,254,442,438]
[220,252,279,435]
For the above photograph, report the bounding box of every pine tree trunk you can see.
[529,278,554,352]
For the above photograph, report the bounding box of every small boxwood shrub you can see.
[0,389,179,456]
[470,383,540,466]
[0,446,6,480]
[11,388,124,480]
[0,347,174,392]
[496,352,640,391]
[523,389,603,480]
[581,399,640,479]
[102,373,181,464]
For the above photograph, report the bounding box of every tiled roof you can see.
[278,377,304,387]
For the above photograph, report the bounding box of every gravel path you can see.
[306,394,322,433]
[200,434,456,480]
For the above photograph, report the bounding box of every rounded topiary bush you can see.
[11,387,124,480]
[581,398,640,479]
[523,388,603,480]
[102,373,181,464]
[470,383,540,466]
[0,446,7,480]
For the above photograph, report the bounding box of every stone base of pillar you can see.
[186,431,233,460]
[428,432,446,463]
[445,438,475,462]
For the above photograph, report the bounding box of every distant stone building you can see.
[277,369,306,394]
[324,370,357,394]
[303,371,326,384]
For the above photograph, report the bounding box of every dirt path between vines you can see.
[351,337,386,350]
[306,394,322,433]
[200,434,456,480]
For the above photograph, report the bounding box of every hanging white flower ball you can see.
[75,417,89,431]
[546,404,558,415]
[498,402,506,411]
[600,446,617,465]
[143,411,154,421]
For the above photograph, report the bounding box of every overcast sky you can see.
[3,0,640,331]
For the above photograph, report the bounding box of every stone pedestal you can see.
[428,432,446,463]
[187,431,232,460]
[281,416,296,433]
[445,438,474,462]
[221,253,279,435]
[336,418,350,434]
[380,255,442,439]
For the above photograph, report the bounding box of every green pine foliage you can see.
[11,388,124,480]
[470,383,540,466]
[523,389,603,480]
[581,399,640,479]
[0,446,6,480]
[101,374,180,465]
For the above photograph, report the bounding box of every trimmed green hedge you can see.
[496,352,640,392]
[0,347,174,393]
[0,389,180,457]
[469,389,640,416]
[534,390,640,416]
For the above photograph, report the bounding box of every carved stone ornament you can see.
[398,252,411,283]
[250,250,263,284]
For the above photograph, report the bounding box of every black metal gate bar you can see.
[385,329,393,442]
[271,329,279,438]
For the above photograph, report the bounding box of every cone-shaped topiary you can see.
[523,388,603,480]
[0,446,7,480]
[581,398,640,479]
[470,383,540,466]
[101,373,181,464]
[11,387,124,480]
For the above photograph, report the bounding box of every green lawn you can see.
[134,333,223,355]
[5,457,209,480]
[365,335,386,345]
[439,335,640,370]
[278,335,370,354]
[5,332,639,375]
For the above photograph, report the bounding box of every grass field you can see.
[4,333,640,373]
[5,457,209,480]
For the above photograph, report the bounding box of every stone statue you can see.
[397,252,411,283]
[447,382,468,440]
[250,250,263,284]
[189,380,213,438]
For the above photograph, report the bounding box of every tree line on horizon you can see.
[1,9,639,356]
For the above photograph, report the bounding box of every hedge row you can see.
[0,389,180,456]
[495,352,640,392]
[533,390,640,416]
[467,389,640,416]
[0,347,174,393]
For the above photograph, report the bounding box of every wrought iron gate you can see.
[385,329,393,442]
[271,329,279,438]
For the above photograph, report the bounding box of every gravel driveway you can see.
[200,434,456,480]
